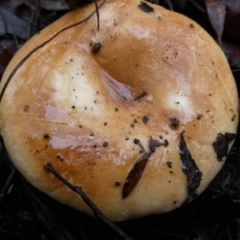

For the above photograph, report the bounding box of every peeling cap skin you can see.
[0,0,238,221]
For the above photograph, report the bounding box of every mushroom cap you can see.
[0,0,238,221]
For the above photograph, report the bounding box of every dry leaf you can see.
[0,7,30,39]
[222,41,240,68]
[24,0,69,10]
[0,14,6,36]
[225,0,240,13]
[9,0,24,8]
[65,0,85,9]
[171,0,188,11]
[225,12,240,40]
[0,44,18,79]
[205,0,226,45]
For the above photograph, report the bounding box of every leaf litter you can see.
[0,0,240,240]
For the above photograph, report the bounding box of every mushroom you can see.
[0,0,238,222]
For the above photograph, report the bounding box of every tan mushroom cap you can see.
[0,0,238,221]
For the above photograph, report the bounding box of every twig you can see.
[165,0,173,11]
[4,202,33,240]
[20,178,76,240]
[0,229,26,240]
[0,135,16,204]
[189,0,206,12]
[0,166,16,204]
[44,163,133,240]
[95,0,100,30]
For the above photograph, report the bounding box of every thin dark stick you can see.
[5,202,33,240]
[0,166,16,204]
[0,134,4,162]
[0,229,27,240]
[166,0,173,11]
[20,178,76,240]
[0,135,16,204]
[43,163,133,240]
[0,0,106,103]
[133,91,147,102]
[95,0,100,30]
[189,0,206,12]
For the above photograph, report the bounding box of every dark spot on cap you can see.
[138,2,154,13]
[133,138,140,144]
[44,134,49,139]
[24,105,30,112]
[197,114,203,120]
[142,116,149,124]
[102,142,108,147]
[92,42,101,53]
[149,136,161,152]
[169,117,179,127]
[231,114,236,121]
[115,180,121,186]
[56,153,64,161]
[164,139,169,147]
[167,160,172,168]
